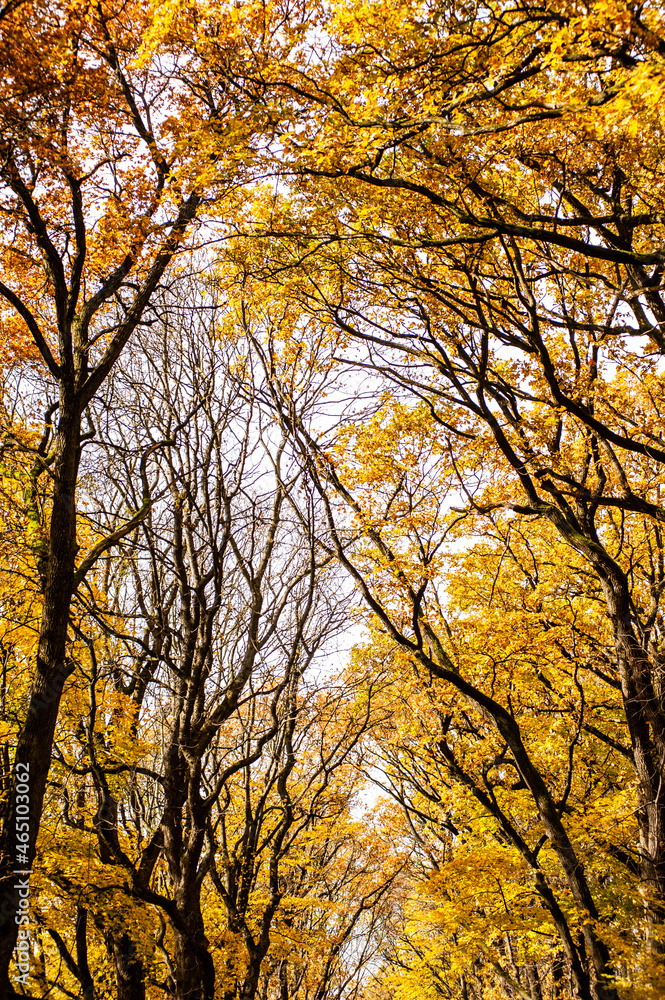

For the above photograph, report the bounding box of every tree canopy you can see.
[1,2,665,1000]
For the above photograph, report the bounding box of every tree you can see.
[17,292,398,1000]
[0,0,292,988]
[5,1,665,996]
[206,0,665,990]
[355,523,643,999]
[224,304,665,996]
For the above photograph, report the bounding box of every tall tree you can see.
[212,0,665,989]
[0,0,291,988]
[16,295,387,1000]
[231,307,663,996]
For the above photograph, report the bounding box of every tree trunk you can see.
[172,885,215,1000]
[589,557,665,941]
[108,932,145,1000]
[0,399,81,997]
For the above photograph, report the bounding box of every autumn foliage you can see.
[1,1,665,1000]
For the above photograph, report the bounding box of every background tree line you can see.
[1,1,665,999]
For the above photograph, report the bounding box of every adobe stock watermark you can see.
[13,761,31,986]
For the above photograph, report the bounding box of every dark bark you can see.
[107,933,145,1000]
[162,751,214,1000]
[75,909,95,1000]
[0,399,81,994]
[171,902,215,1000]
